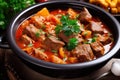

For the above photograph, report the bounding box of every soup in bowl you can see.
[16,7,114,64]
[7,1,120,78]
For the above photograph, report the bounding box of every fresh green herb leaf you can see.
[52,49,58,53]
[60,15,69,25]
[91,37,96,42]
[51,49,58,56]
[39,29,45,35]
[55,15,81,36]
[55,25,62,34]
[0,0,35,30]
[28,43,33,47]
[0,21,5,26]
[85,37,97,44]
[64,30,73,36]
[67,38,78,51]
[0,0,8,29]
[35,32,40,37]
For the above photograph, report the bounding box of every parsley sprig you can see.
[0,0,35,29]
[67,38,78,51]
[84,37,97,44]
[55,15,80,36]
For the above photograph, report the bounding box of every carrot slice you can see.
[51,55,66,64]
[36,7,50,17]
[59,47,65,59]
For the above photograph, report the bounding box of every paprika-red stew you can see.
[15,7,114,64]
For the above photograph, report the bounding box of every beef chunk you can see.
[79,7,92,23]
[72,44,94,62]
[34,48,48,61]
[58,31,84,43]
[23,47,48,61]
[44,36,65,51]
[58,31,75,43]
[90,41,105,57]
[87,21,104,33]
[21,34,35,45]
[30,15,45,28]
[24,24,45,41]
[97,34,113,45]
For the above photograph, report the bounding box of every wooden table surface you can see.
[0,47,120,80]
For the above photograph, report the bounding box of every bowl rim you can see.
[7,0,120,70]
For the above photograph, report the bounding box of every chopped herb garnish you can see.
[55,25,62,34]
[35,29,45,37]
[28,43,33,47]
[0,0,35,29]
[41,24,46,30]
[67,38,78,51]
[55,15,81,36]
[85,37,97,44]
[52,49,58,53]
[35,32,40,37]
[52,50,58,56]
[63,56,67,61]
[39,29,45,35]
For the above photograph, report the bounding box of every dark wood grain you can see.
[0,48,119,80]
